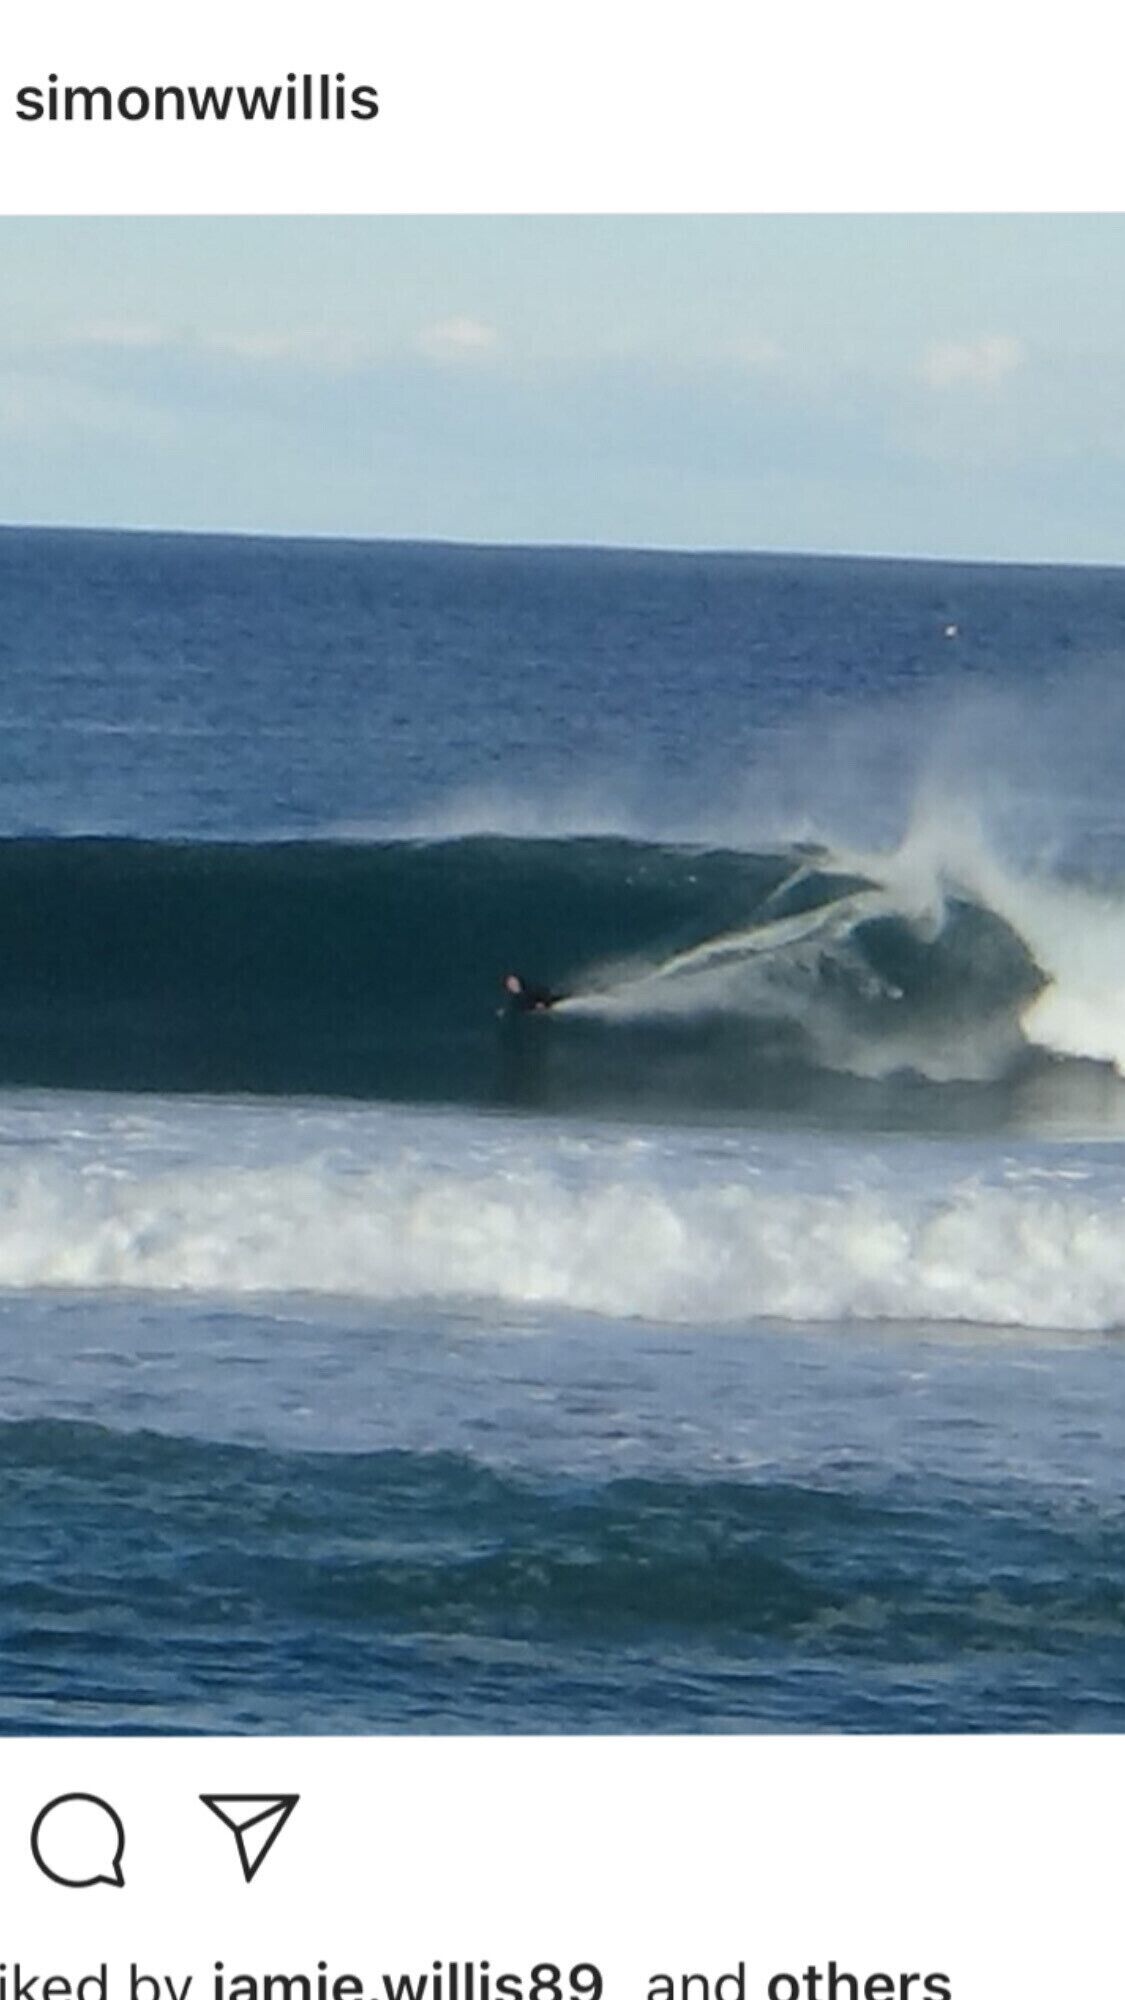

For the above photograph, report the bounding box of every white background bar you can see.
[2,0,1125,213]
[0,1739,1121,1998]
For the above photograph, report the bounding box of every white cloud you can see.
[67,320,170,351]
[62,320,377,373]
[205,328,372,371]
[0,369,176,442]
[733,336,783,370]
[416,316,499,362]
[917,334,1025,390]
[61,315,504,374]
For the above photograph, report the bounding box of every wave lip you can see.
[0,1094,1122,1331]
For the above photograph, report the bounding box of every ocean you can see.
[4,523,1125,1733]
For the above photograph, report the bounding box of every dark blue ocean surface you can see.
[3,525,1125,1733]
[3,525,1124,844]
[5,1303,1125,1735]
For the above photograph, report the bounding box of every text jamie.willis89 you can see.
[15,72,380,123]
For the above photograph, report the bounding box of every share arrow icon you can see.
[200,1795,300,1883]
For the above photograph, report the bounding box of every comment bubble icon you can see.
[31,1794,126,1888]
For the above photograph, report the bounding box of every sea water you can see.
[4,525,1125,1733]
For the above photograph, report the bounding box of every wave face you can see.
[0,830,1084,1120]
[0,832,777,1101]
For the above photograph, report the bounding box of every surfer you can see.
[500,972,564,1014]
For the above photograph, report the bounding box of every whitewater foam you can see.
[0,1091,1122,1332]
[834,801,1125,1079]
[551,796,1125,1088]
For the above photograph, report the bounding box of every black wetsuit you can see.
[505,979,562,1014]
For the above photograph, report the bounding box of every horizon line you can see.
[1,517,1122,575]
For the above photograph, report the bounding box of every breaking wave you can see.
[0,826,1123,1121]
[0,1094,1123,1330]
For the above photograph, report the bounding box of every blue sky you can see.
[1,216,1124,559]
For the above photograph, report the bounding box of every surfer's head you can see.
[502,973,523,995]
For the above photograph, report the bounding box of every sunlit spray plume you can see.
[843,779,1125,1078]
